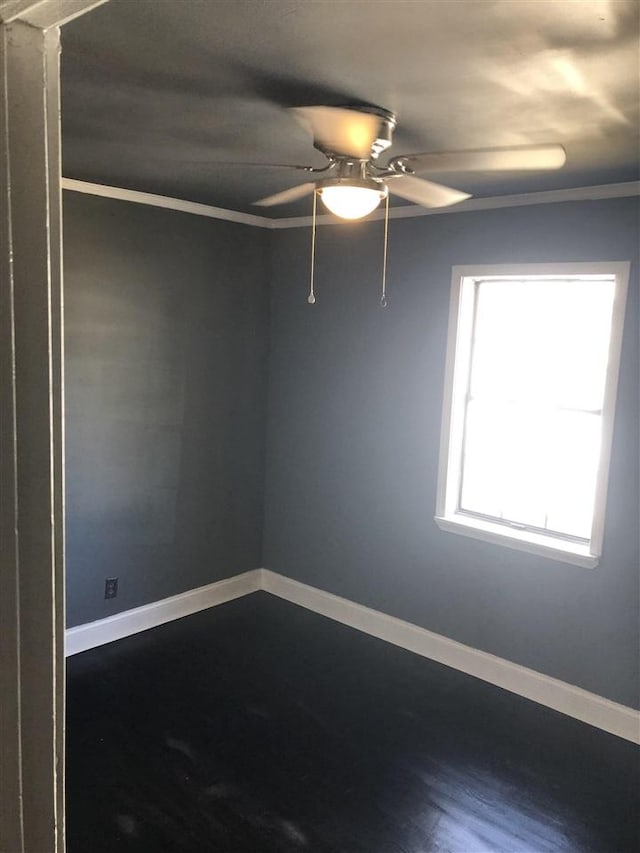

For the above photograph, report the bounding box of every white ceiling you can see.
[61,0,640,216]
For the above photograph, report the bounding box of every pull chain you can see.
[380,191,390,307]
[308,190,317,304]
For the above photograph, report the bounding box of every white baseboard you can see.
[65,567,639,744]
[260,569,640,744]
[65,569,261,656]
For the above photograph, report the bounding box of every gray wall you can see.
[64,193,269,627]
[263,198,639,708]
[64,191,638,708]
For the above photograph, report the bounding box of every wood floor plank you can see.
[66,591,640,852]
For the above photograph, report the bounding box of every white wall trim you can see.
[64,568,640,744]
[434,515,598,568]
[65,569,261,656]
[261,570,640,744]
[434,261,630,571]
[62,177,640,230]
[269,181,640,228]
[61,178,275,229]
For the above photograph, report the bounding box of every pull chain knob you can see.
[308,190,318,305]
[380,192,390,308]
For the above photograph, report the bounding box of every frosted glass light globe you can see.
[319,184,386,220]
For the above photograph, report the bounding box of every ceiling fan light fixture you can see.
[318,179,387,220]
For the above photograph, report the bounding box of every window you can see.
[435,263,630,568]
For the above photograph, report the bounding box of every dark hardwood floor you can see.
[66,592,639,853]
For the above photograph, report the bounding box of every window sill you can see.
[434,515,599,568]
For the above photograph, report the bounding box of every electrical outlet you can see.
[104,577,118,599]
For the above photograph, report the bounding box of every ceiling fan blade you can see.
[291,106,380,159]
[397,144,566,174]
[254,182,316,207]
[387,176,471,208]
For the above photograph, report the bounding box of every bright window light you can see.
[435,263,630,568]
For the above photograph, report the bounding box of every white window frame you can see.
[435,262,630,569]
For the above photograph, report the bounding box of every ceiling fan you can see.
[252,105,566,220]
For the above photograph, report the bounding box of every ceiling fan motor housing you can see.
[312,105,397,160]
[359,106,397,158]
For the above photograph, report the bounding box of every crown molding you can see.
[271,181,640,228]
[62,177,640,231]
[61,178,274,228]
